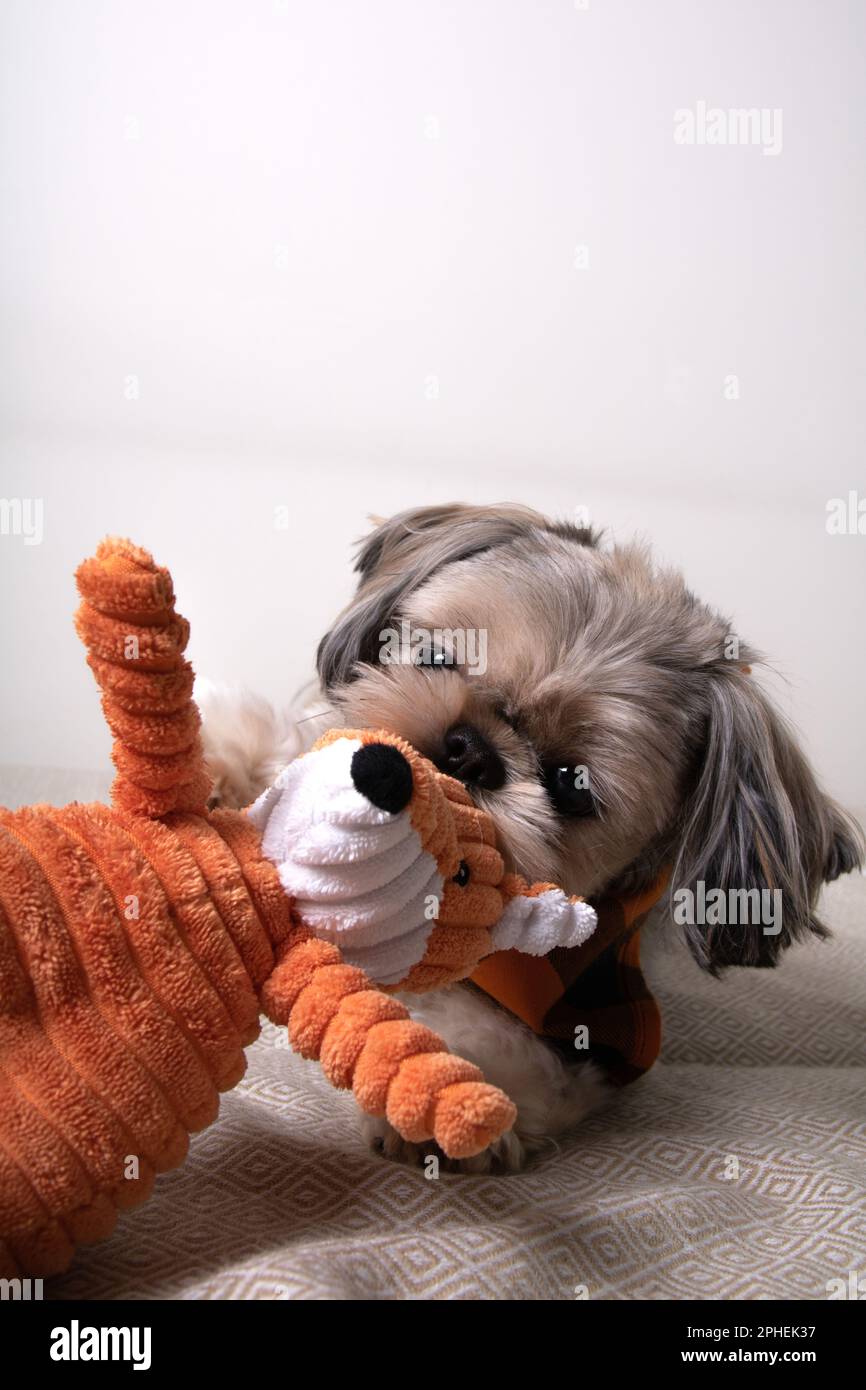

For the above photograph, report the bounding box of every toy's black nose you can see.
[350,742,414,814]
[438,722,506,791]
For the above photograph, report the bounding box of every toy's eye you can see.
[542,764,596,818]
[453,860,471,886]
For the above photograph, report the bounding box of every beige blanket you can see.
[5,770,863,1301]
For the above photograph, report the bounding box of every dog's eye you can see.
[453,860,471,886]
[542,764,596,818]
[414,646,451,669]
[493,703,520,731]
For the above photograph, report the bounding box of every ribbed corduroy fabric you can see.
[0,539,517,1278]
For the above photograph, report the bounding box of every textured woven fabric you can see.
[32,833,863,1303]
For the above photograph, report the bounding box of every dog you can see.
[199,503,863,1171]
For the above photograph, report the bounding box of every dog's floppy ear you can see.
[317,503,596,688]
[672,669,863,972]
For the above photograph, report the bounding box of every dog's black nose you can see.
[438,722,506,791]
[350,742,414,813]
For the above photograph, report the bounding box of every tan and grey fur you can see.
[201,504,863,1170]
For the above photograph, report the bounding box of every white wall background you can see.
[1,0,864,809]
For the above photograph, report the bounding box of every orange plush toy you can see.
[0,537,601,1278]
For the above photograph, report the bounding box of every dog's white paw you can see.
[360,1112,534,1173]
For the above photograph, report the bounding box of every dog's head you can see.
[317,504,862,972]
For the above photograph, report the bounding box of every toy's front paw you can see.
[360,1113,530,1174]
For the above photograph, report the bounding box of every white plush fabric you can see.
[248,738,443,985]
[492,886,597,955]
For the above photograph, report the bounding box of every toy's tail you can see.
[74,537,211,817]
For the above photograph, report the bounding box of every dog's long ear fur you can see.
[317,503,597,688]
[672,669,863,972]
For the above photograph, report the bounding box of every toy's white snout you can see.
[248,739,443,986]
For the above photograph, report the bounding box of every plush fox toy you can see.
[0,537,601,1278]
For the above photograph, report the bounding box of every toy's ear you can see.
[316,504,597,689]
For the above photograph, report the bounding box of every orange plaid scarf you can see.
[471,871,668,1084]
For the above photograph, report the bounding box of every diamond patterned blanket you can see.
[41,855,862,1301]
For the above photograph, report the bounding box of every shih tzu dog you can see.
[199,504,863,1171]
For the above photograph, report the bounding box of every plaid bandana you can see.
[470,871,669,1085]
